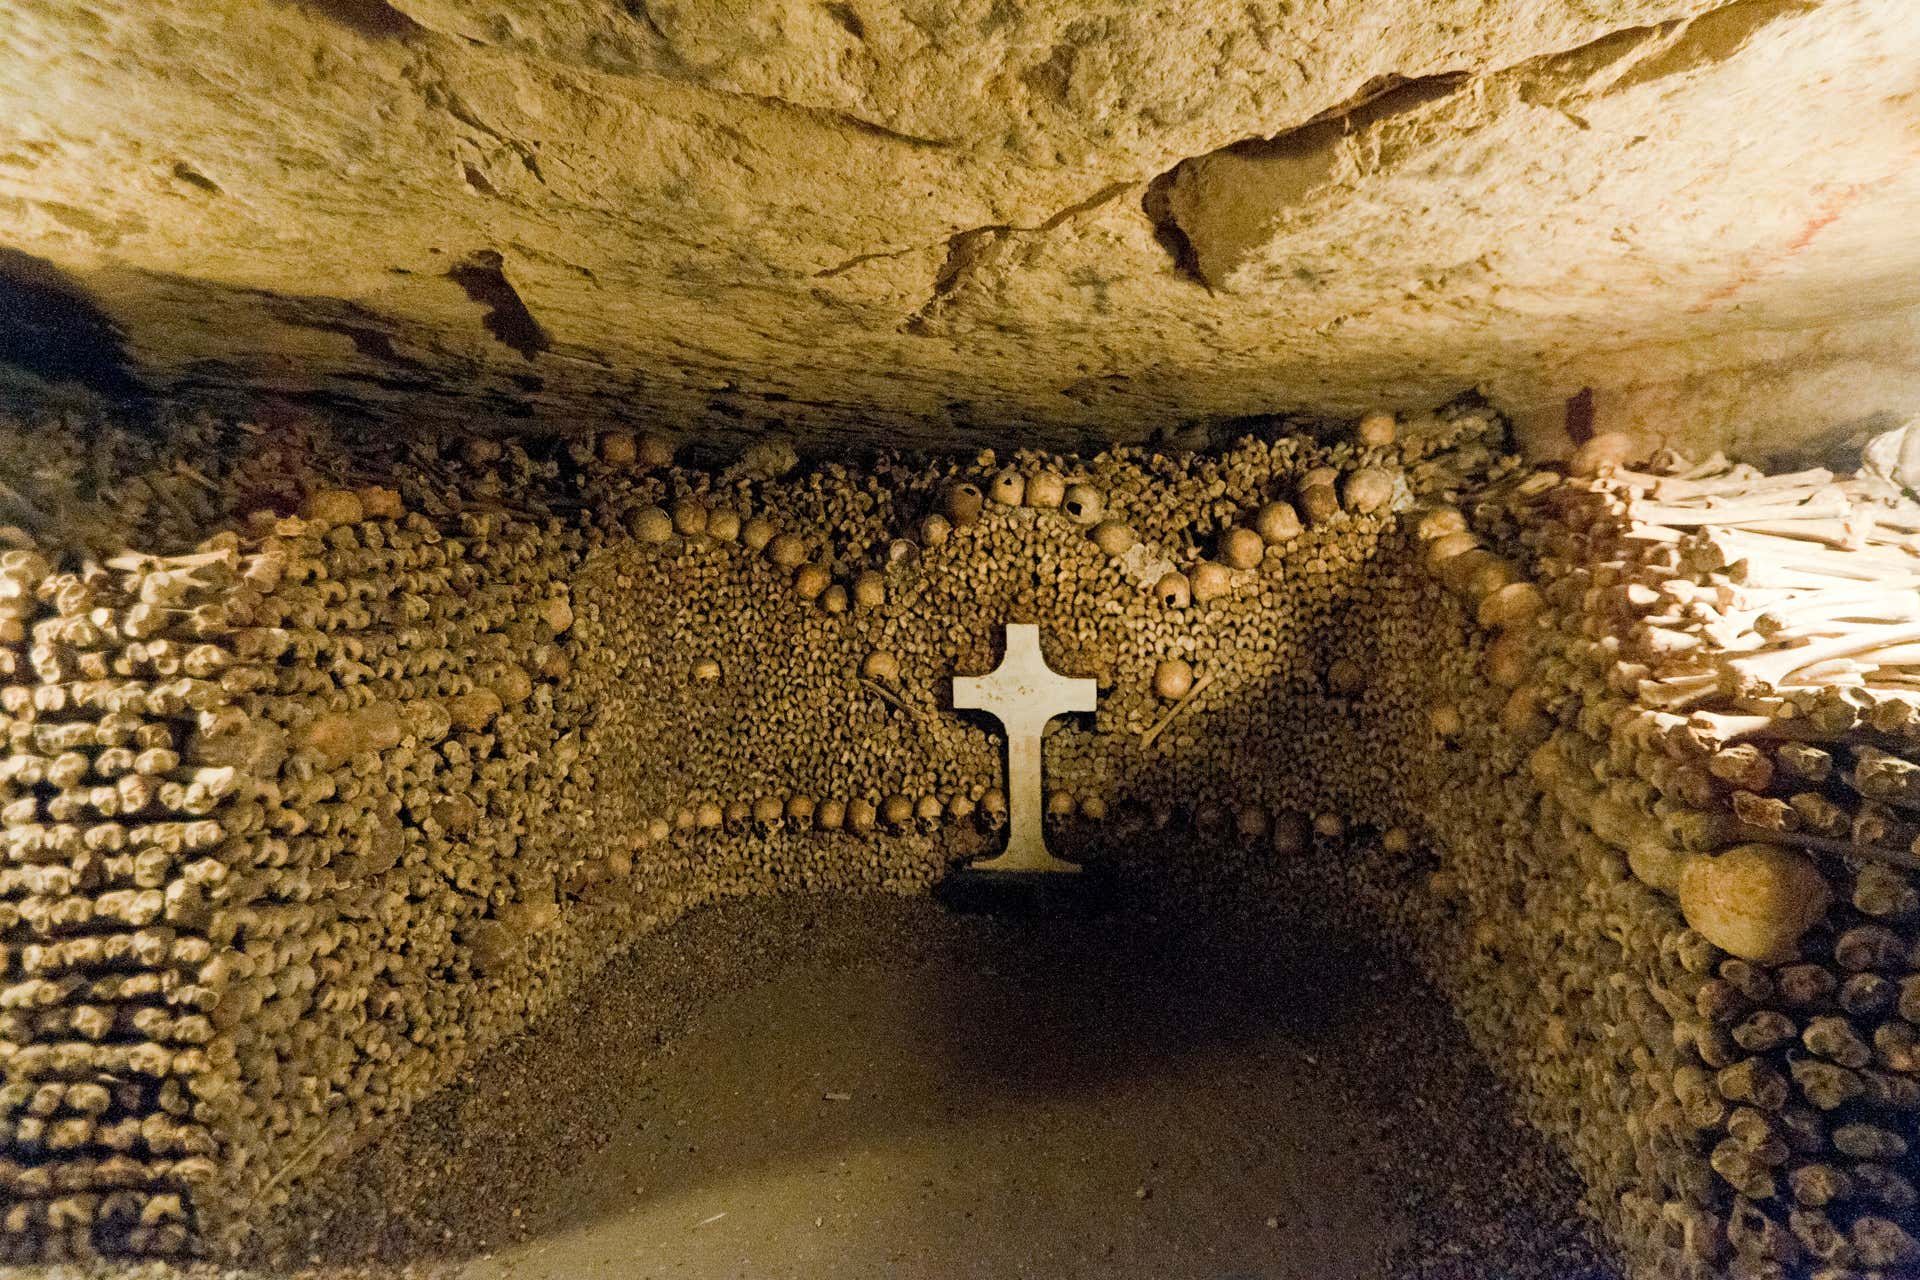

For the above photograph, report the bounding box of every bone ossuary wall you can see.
[7,401,1920,1278]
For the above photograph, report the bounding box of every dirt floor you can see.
[170,888,1623,1280]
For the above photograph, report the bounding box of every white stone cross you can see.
[952,623,1097,874]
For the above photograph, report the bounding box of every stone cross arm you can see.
[951,623,1096,875]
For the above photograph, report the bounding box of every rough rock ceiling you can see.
[2,0,1919,456]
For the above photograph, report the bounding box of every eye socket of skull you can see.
[944,484,984,527]
[1062,484,1104,525]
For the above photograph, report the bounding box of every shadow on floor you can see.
[253,883,1617,1280]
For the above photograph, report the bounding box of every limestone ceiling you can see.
[2,0,1918,458]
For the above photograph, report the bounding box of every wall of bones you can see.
[4,400,1920,1278]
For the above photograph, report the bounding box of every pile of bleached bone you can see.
[1486,429,1920,1274]
[1559,431,1920,874]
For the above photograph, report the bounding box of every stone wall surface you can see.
[3,1,1920,457]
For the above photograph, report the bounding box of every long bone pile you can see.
[1543,440,1920,879]
[1432,433,1920,1278]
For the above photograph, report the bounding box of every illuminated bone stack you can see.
[1409,439,1920,1278]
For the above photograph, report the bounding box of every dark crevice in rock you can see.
[1305,70,1464,144]
[461,164,497,196]
[814,247,920,279]
[25,199,141,248]
[508,242,600,286]
[170,162,224,196]
[623,0,673,47]
[817,185,1128,280]
[1139,179,1205,288]
[1268,70,1474,144]
[828,183,1130,314]
[0,247,148,407]
[281,0,422,40]
[742,93,952,150]
[823,2,866,40]
[447,251,551,361]
[198,285,447,379]
[1034,181,1134,231]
